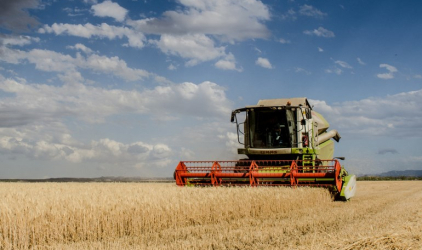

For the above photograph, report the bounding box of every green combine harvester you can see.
[174,98,356,200]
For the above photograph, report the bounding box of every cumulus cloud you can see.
[310,89,422,137]
[0,74,233,167]
[0,0,40,31]
[335,60,353,69]
[325,68,342,75]
[224,132,240,155]
[377,64,397,80]
[215,60,237,71]
[214,53,242,71]
[326,60,353,75]
[255,57,273,69]
[299,5,326,18]
[168,64,177,70]
[0,45,26,64]
[357,57,366,65]
[84,54,150,80]
[91,1,128,22]
[0,77,232,125]
[128,0,271,42]
[0,47,150,82]
[304,27,335,38]
[38,1,272,67]
[294,67,311,75]
[151,34,226,66]
[39,23,145,48]
[128,0,271,67]
[0,131,172,168]
[279,38,291,44]
[0,34,40,47]
[66,43,94,54]
[63,6,88,17]
[281,9,296,20]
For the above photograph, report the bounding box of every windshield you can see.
[248,109,296,148]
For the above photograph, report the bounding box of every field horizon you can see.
[1,167,422,183]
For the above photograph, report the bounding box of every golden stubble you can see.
[0,181,420,249]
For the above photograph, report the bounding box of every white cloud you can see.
[214,53,242,72]
[303,27,335,38]
[414,75,422,79]
[0,75,233,167]
[311,89,422,137]
[281,9,296,20]
[335,60,353,69]
[0,131,172,167]
[84,54,150,81]
[0,46,27,64]
[299,5,327,18]
[215,60,236,71]
[168,64,177,70]
[63,7,87,17]
[377,64,397,80]
[279,38,291,44]
[318,47,324,52]
[294,67,311,75]
[0,77,232,125]
[357,57,366,65]
[91,1,128,22]
[224,132,240,155]
[39,23,145,48]
[151,34,226,66]
[255,57,273,69]
[39,1,272,67]
[325,67,342,75]
[180,147,195,160]
[128,0,270,42]
[0,47,150,82]
[67,43,94,54]
[27,49,76,72]
[326,60,353,75]
[0,35,40,46]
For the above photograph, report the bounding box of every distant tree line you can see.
[357,176,422,181]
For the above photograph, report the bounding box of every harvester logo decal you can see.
[261,150,277,154]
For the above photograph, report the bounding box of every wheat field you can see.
[0,181,420,249]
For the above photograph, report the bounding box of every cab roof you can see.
[245,97,312,109]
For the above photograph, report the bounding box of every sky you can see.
[0,0,421,178]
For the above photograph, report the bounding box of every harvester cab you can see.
[175,98,356,201]
[231,98,338,162]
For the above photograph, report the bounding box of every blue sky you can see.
[0,0,421,178]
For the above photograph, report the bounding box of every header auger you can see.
[174,98,356,200]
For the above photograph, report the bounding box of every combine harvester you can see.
[174,98,356,200]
